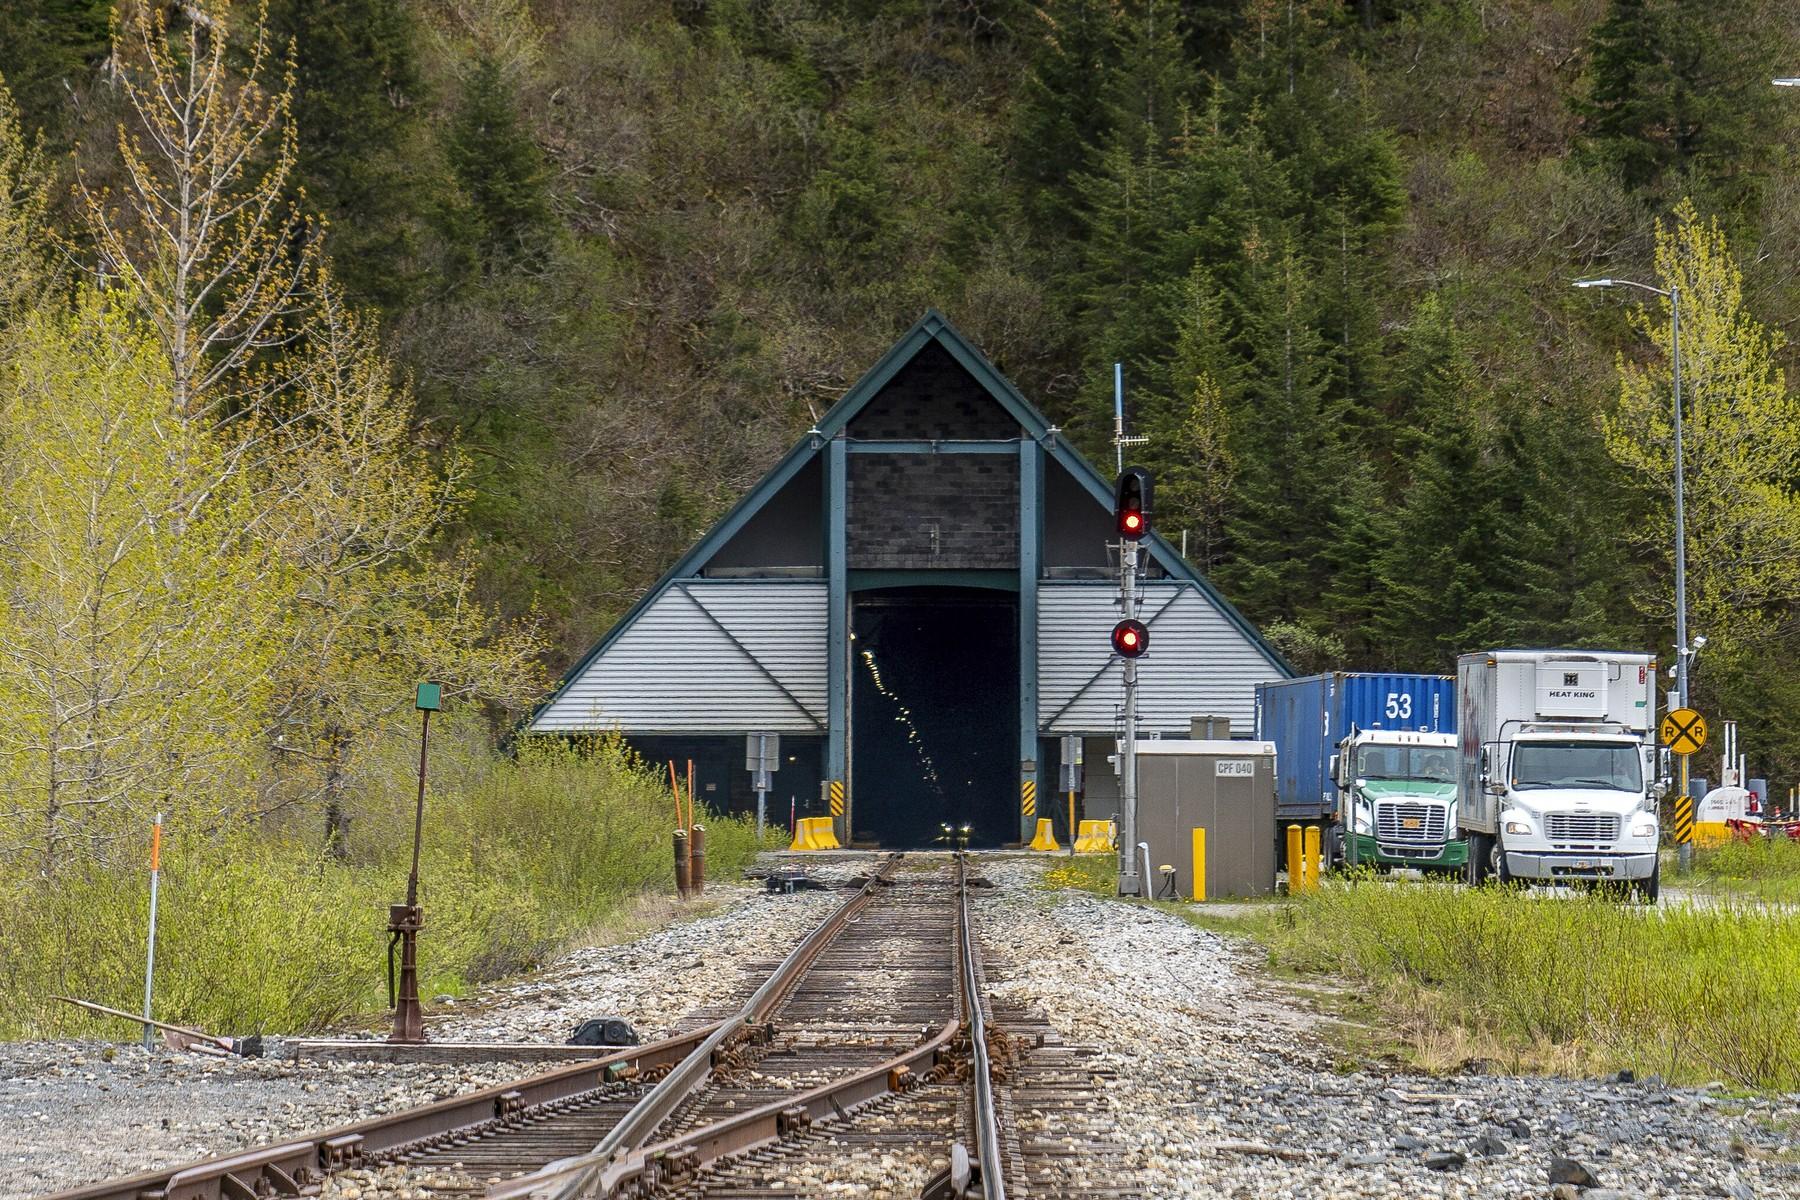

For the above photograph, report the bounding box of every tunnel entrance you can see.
[851,587,1019,848]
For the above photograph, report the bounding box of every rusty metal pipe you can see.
[672,830,690,898]
[689,825,706,896]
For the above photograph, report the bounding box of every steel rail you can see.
[958,852,1006,1200]
[508,853,1006,1200]
[38,1025,725,1200]
[520,853,905,1200]
[40,853,903,1200]
[489,1016,962,1199]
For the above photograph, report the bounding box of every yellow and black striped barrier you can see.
[828,779,845,818]
[1673,792,1695,845]
[1020,778,1037,818]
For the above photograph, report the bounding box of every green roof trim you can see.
[526,310,1291,731]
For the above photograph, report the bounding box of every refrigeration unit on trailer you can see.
[1256,672,1463,870]
[1457,649,1662,898]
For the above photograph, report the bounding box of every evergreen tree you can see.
[444,57,552,268]
[1011,0,1121,231]
[1573,0,1784,219]
[1364,297,1506,668]
[1148,263,1241,570]
[0,0,109,142]
[1212,236,1349,626]
[269,0,432,311]
[1222,0,1401,409]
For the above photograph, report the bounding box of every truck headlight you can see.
[1631,818,1658,838]
[1504,819,1532,835]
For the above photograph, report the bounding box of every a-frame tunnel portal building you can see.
[529,312,1292,847]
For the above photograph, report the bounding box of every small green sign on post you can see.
[415,682,441,712]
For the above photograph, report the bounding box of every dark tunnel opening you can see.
[851,587,1019,848]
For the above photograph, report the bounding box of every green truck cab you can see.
[1334,731,1467,870]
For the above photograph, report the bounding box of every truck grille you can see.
[1376,802,1448,844]
[1544,813,1620,846]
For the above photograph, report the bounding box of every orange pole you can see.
[687,760,697,832]
[668,761,682,826]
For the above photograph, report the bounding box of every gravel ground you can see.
[11,852,1797,1200]
[977,855,1800,1200]
[0,870,851,1200]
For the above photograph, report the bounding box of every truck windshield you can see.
[1355,747,1456,782]
[1511,743,1642,792]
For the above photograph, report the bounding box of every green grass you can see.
[1690,836,1800,903]
[1036,853,1116,896]
[0,718,780,1040]
[1181,877,1800,1091]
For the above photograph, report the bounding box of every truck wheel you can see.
[1490,836,1513,885]
[1637,860,1661,904]
[1465,833,1491,886]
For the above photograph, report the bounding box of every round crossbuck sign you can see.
[1660,707,1708,756]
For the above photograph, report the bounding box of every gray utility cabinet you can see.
[1133,739,1277,898]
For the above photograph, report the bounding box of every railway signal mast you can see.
[1111,362,1152,898]
[1113,465,1153,898]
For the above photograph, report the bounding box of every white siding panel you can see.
[1039,581,1281,735]
[531,581,827,734]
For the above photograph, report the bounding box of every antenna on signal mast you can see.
[1113,362,1148,475]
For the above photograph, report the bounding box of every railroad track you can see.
[44,853,1134,1200]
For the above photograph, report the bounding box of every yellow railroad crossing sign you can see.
[1660,707,1708,756]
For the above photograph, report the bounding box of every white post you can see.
[142,812,163,1053]
[1118,540,1141,897]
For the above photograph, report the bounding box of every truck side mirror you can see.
[1478,746,1505,795]
[1329,753,1340,782]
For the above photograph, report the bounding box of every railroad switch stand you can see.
[387,903,427,1043]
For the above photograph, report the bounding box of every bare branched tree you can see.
[78,0,317,425]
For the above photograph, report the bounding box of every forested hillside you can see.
[6,0,1800,775]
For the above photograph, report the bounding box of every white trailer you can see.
[1457,649,1662,899]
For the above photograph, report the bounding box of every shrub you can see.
[0,712,776,1039]
[1255,878,1800,1091]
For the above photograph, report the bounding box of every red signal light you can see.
[1112,618,1149,658]
[1114,468,1153,542]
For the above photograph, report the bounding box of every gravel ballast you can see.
[8,853,1799,1200]
[977,856,1800,1199]
[0,874,845,1200]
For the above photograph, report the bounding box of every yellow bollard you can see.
[1029,818,1060,852]
[1074,819,1115,853]
[808,816,841,850]
[1191,827,1206,902]
[1286,825,1302,894]
[1304,825,1321,893]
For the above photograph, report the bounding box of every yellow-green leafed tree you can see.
[262,276,546,849]
[1602,200,1800,650]
[0,291,287,874]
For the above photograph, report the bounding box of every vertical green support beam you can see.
[1019,437,1042,844]
[826,435,849,839]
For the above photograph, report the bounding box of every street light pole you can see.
[1668,284,1687,711]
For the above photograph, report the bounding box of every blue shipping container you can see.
[1255,672,1457,822]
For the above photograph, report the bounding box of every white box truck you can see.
[1458,649,1663,899]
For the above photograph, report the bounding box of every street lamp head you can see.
[1774,78,1800,87]
[1573,278,1614,288]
